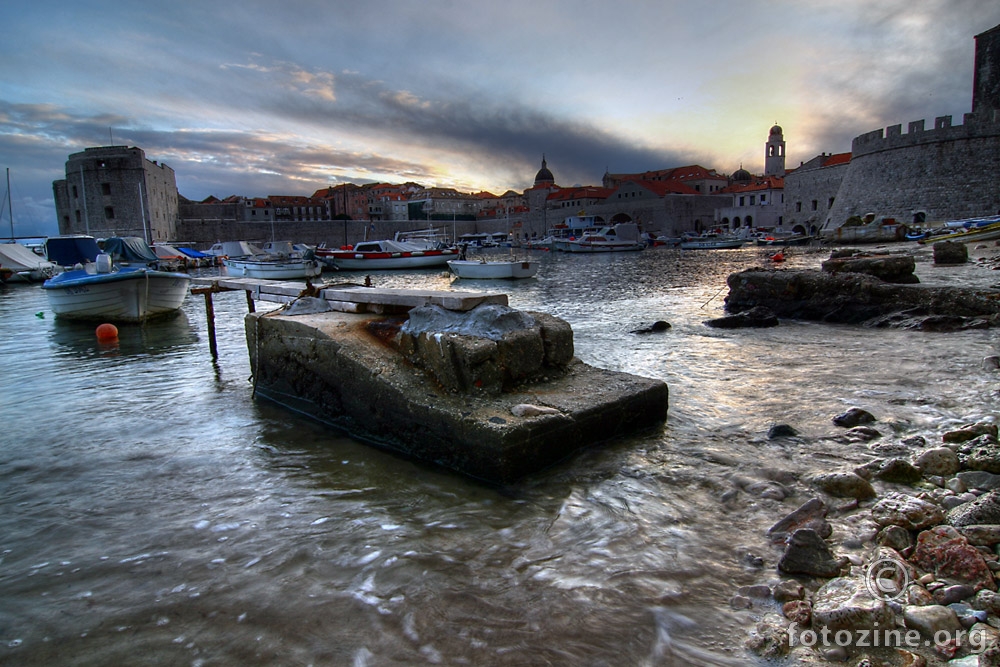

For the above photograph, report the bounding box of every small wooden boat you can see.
[447,259,539,279]
[679,234,745,249]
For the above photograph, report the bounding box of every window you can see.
[101,183,111,195]
[739,196,745,206]
[104,206,114,219]
[72,185,78,198]
[796,202,802,212]
[760,194,767,204]
[811,200,818,211]
[828,197,835,208]
[750,196,756,205]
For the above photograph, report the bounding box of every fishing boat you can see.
[205,240,262,258]
[447,258,539,279]
[316,239,457,270]
[679,233,745,249]
[42,236,190,323]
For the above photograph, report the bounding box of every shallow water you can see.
[3,243,1000,665]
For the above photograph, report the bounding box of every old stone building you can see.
[782,152,851,236]
[52,146,180,242]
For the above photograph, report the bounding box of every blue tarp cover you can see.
[45,236,101,266]
[177,247,211,258]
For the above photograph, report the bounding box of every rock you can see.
[510,403,561,417]
[902,604,963,637]
[909,525,997,592]
[947,489,1000,526]
[957,470,1000,491]
[874,458,923,484]
[768,498,832,542]
[833,407,877,428]
[777,528,846,578]
[736,584,772,598]
[972,589,1000,614]
[947,602,988,628]
[871,492,945,530]
[915,447,961,477]
[959,524,1000,546]
[744,620,790,659]
[630,320,670,334]
[730,594,752,609]
[943,422,998,444]
[782,600,811,625]
[933,584,977,605]
[983,645,1000,667]
[809,471,877,500]
[704,305,779,329]
[963,441,1000,473]
[932,240,968,265]
[875,524,913,551]
[810,576,895,632]
[821,253,919,283]
[767,423,798,439]
[773,580,805,602]
[906,583,936,605]
[984,355,1000,371]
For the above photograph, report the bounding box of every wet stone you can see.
[915,447,961,477]
[875,524,913,551]
[832,407,877,428]
[767,497,832,542]
[947,489,1000,526]
[777,528,845,578]
[809,472,876,500]
[810,576,895,632]
[767,423,798,439]
[956,470,1000,491]
[874,458,923,484]
[871,491,945,530]
[943,422,998,444]
[910,525,997,592]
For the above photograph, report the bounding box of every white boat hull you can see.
[43,268,190,322]
[447,260,539,279]
[224,258,323,280]
[562,241,644,253]
[322,251,455,270]
[679,239,745,249]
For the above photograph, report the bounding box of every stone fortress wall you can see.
[822,23,1000,231]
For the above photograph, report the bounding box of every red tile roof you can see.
[822,152,852,167]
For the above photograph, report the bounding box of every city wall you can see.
[826,113,1000,226]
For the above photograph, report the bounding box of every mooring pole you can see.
[191,286,220,359]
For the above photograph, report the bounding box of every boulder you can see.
[704,305,779,329]
[777,529,846,578]
[901,604,963,637]
[915,447,961,477]
[810,576,895,633]
[821,253,919,284]
[833,407,876,428]
[909,525,997,592]
[808,472,876,500]
[871,492,944,530]
[933,240,968,265]
[947,489,1000,526]
[768,498,832,542]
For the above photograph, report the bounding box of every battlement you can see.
[852,110,1000,156]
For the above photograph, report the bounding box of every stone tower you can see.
[973,23,1000,120]
[765,125,786,177]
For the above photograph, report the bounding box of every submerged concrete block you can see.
[245,309,668,483]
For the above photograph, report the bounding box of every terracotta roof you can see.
[822,152,852,167]
[546,186,613,202]
[621,179,701,196]
[718,176,784,194]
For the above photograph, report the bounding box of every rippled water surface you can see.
[3,243,1000,666]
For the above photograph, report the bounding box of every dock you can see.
[188,276,508,358]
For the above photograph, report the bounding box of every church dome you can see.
[732,167,752,182]
[534,156,554,185]
[770,124,783,136]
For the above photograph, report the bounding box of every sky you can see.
[2,0,999,237]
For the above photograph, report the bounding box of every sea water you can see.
[2,244,1000,665]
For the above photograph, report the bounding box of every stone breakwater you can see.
[244,300,668,484]
[738,411,1000,665]
[720,266,1000,331]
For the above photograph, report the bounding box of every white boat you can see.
[447,259,539,279]
[679,233,745,249]
[0,242,58,282]
[315,239,457,270]
[561,224,645,253]
[42,236,190,322]
[205,241,262,258]
[224,256,323,280]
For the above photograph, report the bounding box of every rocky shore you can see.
[736,409,1000,666]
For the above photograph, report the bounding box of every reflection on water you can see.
[2,245,1000,665]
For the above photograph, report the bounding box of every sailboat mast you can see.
[6,168,12,240]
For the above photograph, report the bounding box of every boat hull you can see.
[319,249,455,270]
[679,240,745,249]
[224,258,323,280]
[42,268,190,322]
[562,242,644,253]
[447,260,539,279]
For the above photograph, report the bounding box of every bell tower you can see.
[765,124,786,177]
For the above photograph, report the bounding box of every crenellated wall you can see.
[823,112,1000,230]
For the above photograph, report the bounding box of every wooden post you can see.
[246,289,256,313]
[203,290,218,359]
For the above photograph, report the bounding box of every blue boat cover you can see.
[177,247,211,258]
[102,237,158,263]
[45,236,101,266]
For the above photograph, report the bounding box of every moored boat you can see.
[42,236,190,322]
[0,241,58,282]
[316,239,457,270]
[224,256,323,280]
[679,233,745,249]
[447,258,539,279]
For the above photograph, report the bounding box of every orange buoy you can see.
[770,252,785,262]
[96,323,119,341]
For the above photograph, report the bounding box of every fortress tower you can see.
[973,23,1000,120]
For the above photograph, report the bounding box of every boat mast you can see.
[5,168,12,240]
